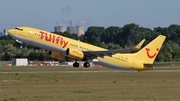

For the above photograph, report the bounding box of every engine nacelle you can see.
[66,48,84,60]
[49,51,65,60]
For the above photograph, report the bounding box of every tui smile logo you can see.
[145,48,159,58]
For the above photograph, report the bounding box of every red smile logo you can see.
[145,48,159,58]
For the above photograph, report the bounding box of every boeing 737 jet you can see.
[7,27,166,71]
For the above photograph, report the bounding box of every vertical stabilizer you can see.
[134,35,166,64]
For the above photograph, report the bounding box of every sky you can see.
[0,0,180,31]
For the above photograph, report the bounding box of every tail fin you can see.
[134,35,166,64]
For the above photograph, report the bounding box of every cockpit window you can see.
[15,27,23,31]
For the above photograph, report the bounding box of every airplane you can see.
[7,26,166,71]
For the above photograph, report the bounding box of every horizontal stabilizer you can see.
[131,39,145,51]
[144,63,179,67]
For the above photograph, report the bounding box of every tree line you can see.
[0,23,180,62]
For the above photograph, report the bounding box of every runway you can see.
[1,70,180,74]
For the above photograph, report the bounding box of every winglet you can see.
[131,39,145,51]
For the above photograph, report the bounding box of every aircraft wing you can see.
[83,39,145,58]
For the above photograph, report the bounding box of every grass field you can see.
[0,66,180,101]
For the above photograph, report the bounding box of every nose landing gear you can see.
[19,45,23,49]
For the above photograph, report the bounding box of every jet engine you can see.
[66,48,84,60]
[49,51,66,60]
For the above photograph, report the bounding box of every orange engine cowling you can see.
[66,48,84,60]
[49,51,65,60]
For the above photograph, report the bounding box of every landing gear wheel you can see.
[18,44,23,49]
[19,45,23,49]
[83,62,90,68]
[73,62,79,68]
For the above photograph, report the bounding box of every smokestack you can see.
[70,20,72,27]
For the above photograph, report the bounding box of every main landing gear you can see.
[73,61,79,68]
[73,61,90,68]
[83,61,90,68]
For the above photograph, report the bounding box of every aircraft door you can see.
[131,59,136,68]
[28,29,34,44]
[28,29,33,38]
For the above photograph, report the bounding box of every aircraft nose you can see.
[7,29,13,35]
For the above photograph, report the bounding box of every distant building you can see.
[76,26,84,36]
[54,26,58,32]
[58,26,67,33]
[54,26,84,36]
[67,26,76,34]
[3,29,7,35]
[12,58,28,66]
[54,21,84,36]
[54,26,67,33]
[0,32,3,36]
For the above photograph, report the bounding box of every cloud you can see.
[56,19,67,26]
[60,5,73,15]
[78,19,91,26]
